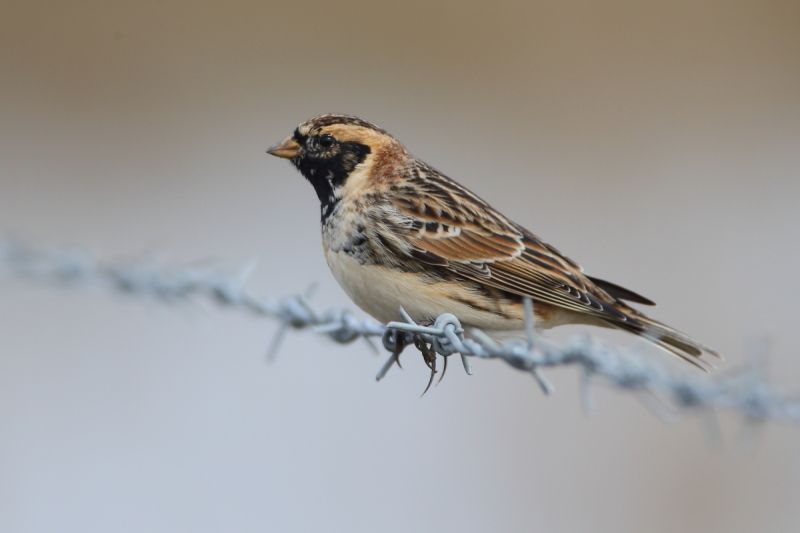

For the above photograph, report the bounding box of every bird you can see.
[267,113,717,375]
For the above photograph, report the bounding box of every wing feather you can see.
[374,160,713,363]
[388,161,627,323]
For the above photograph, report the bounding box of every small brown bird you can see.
[268,114,717,369]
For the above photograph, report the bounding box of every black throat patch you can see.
[293,141,371,221]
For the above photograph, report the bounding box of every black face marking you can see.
[292,135,371,221]
[292,128,307,143]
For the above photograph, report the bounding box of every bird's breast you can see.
[321,204,373,262]
[320,202,574,330]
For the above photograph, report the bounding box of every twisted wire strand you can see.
[2,239,798,424]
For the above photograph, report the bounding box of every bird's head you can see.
[268,114,404,210]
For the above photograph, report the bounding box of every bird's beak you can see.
[267,137,301,159]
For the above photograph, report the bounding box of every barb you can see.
[2,239,799,425]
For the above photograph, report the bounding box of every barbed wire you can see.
[2,239,799,425]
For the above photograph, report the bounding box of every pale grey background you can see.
[1,1,799,532]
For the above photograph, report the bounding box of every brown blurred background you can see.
[2,1,799,532]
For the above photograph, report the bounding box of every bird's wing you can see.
[384,162,634,323]
[376,162,715,366]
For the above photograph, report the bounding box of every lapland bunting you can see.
[268,114,716,368]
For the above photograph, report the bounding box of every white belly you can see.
[324,248,531,330]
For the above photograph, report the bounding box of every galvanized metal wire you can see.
[2,239,798,424]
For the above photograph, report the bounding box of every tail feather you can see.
[587,276,656,306]
[603,306,719,370]
[644,334,712,371]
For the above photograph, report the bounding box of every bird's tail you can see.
[605,307,719,371]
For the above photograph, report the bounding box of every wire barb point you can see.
[3,239,800,428]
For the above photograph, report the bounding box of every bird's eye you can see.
[318,134,335,148]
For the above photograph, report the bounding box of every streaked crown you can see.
[268,114,400,216]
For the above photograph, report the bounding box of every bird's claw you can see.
[414,336,441,396]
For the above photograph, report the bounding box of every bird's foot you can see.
[414,336,442,395]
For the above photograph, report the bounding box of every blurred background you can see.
[1,1,799,531]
